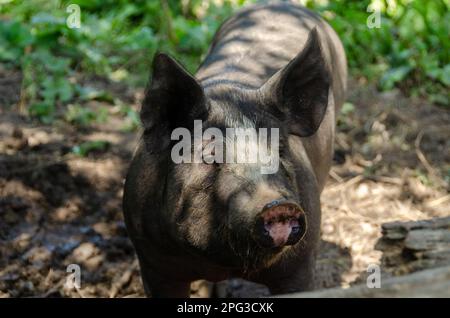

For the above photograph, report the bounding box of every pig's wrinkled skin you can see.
[123,3,347,298]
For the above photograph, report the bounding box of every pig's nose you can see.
[253,200,307,248]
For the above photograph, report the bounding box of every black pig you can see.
[123,2,347,297]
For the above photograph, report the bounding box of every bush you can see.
[304,0,449,106]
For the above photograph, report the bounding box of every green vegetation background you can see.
[1,0,448,126]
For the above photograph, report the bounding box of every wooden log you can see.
[378,217,450,272]
[280,217,450,297]
[381,216,450,240]
[276,265,450,298]
[405,229,450,252]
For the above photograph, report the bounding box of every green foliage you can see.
[304,0,449,106]
[0,0,448,126]
[341,102,355,115]
[77,86,114,103]
[64,104,108,126]
[0,0,248,123]
[0,20,33,60]
[117,104,140,132]
[71,140,110,157]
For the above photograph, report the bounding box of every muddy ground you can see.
[0,68,449,297]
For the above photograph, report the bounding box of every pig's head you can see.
[140,29,329,271]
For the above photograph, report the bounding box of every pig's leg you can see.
[138,263,191,297]
[147,278,191,298]
[135,250,191,298]
[251,250,316,295]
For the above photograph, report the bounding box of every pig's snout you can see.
[253,200,307,248]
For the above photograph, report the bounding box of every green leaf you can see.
[380,66,412,90]
[429,94,449,107]
[77,86,114,103]
[341,102,355,115]
[28,102,54,123]
[440,64,450,86]
[71,140,110,157]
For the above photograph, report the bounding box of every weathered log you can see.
[405,229,450,252]
[280,217,450,297]
[277,265,450,298]
[381,216,450,240]
[377,216,450,274]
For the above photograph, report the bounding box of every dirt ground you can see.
[0,68,449,297]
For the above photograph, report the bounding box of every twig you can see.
[161,0,177,43]
[327,175,364,192]
[109,260,138,298]
[414,130,446,188]
[75,287,86,298]
[415,130,435,176]
[37,277,65,298]
[329,169,344,183]
[424,194,450,208]
[364,175,403,185]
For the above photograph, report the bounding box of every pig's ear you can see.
[260,28,330,137]
[140,53,205,147]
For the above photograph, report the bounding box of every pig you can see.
[123,2,347,297]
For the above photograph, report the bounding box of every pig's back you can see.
[196,2,347,109]
[197,3,347,191]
